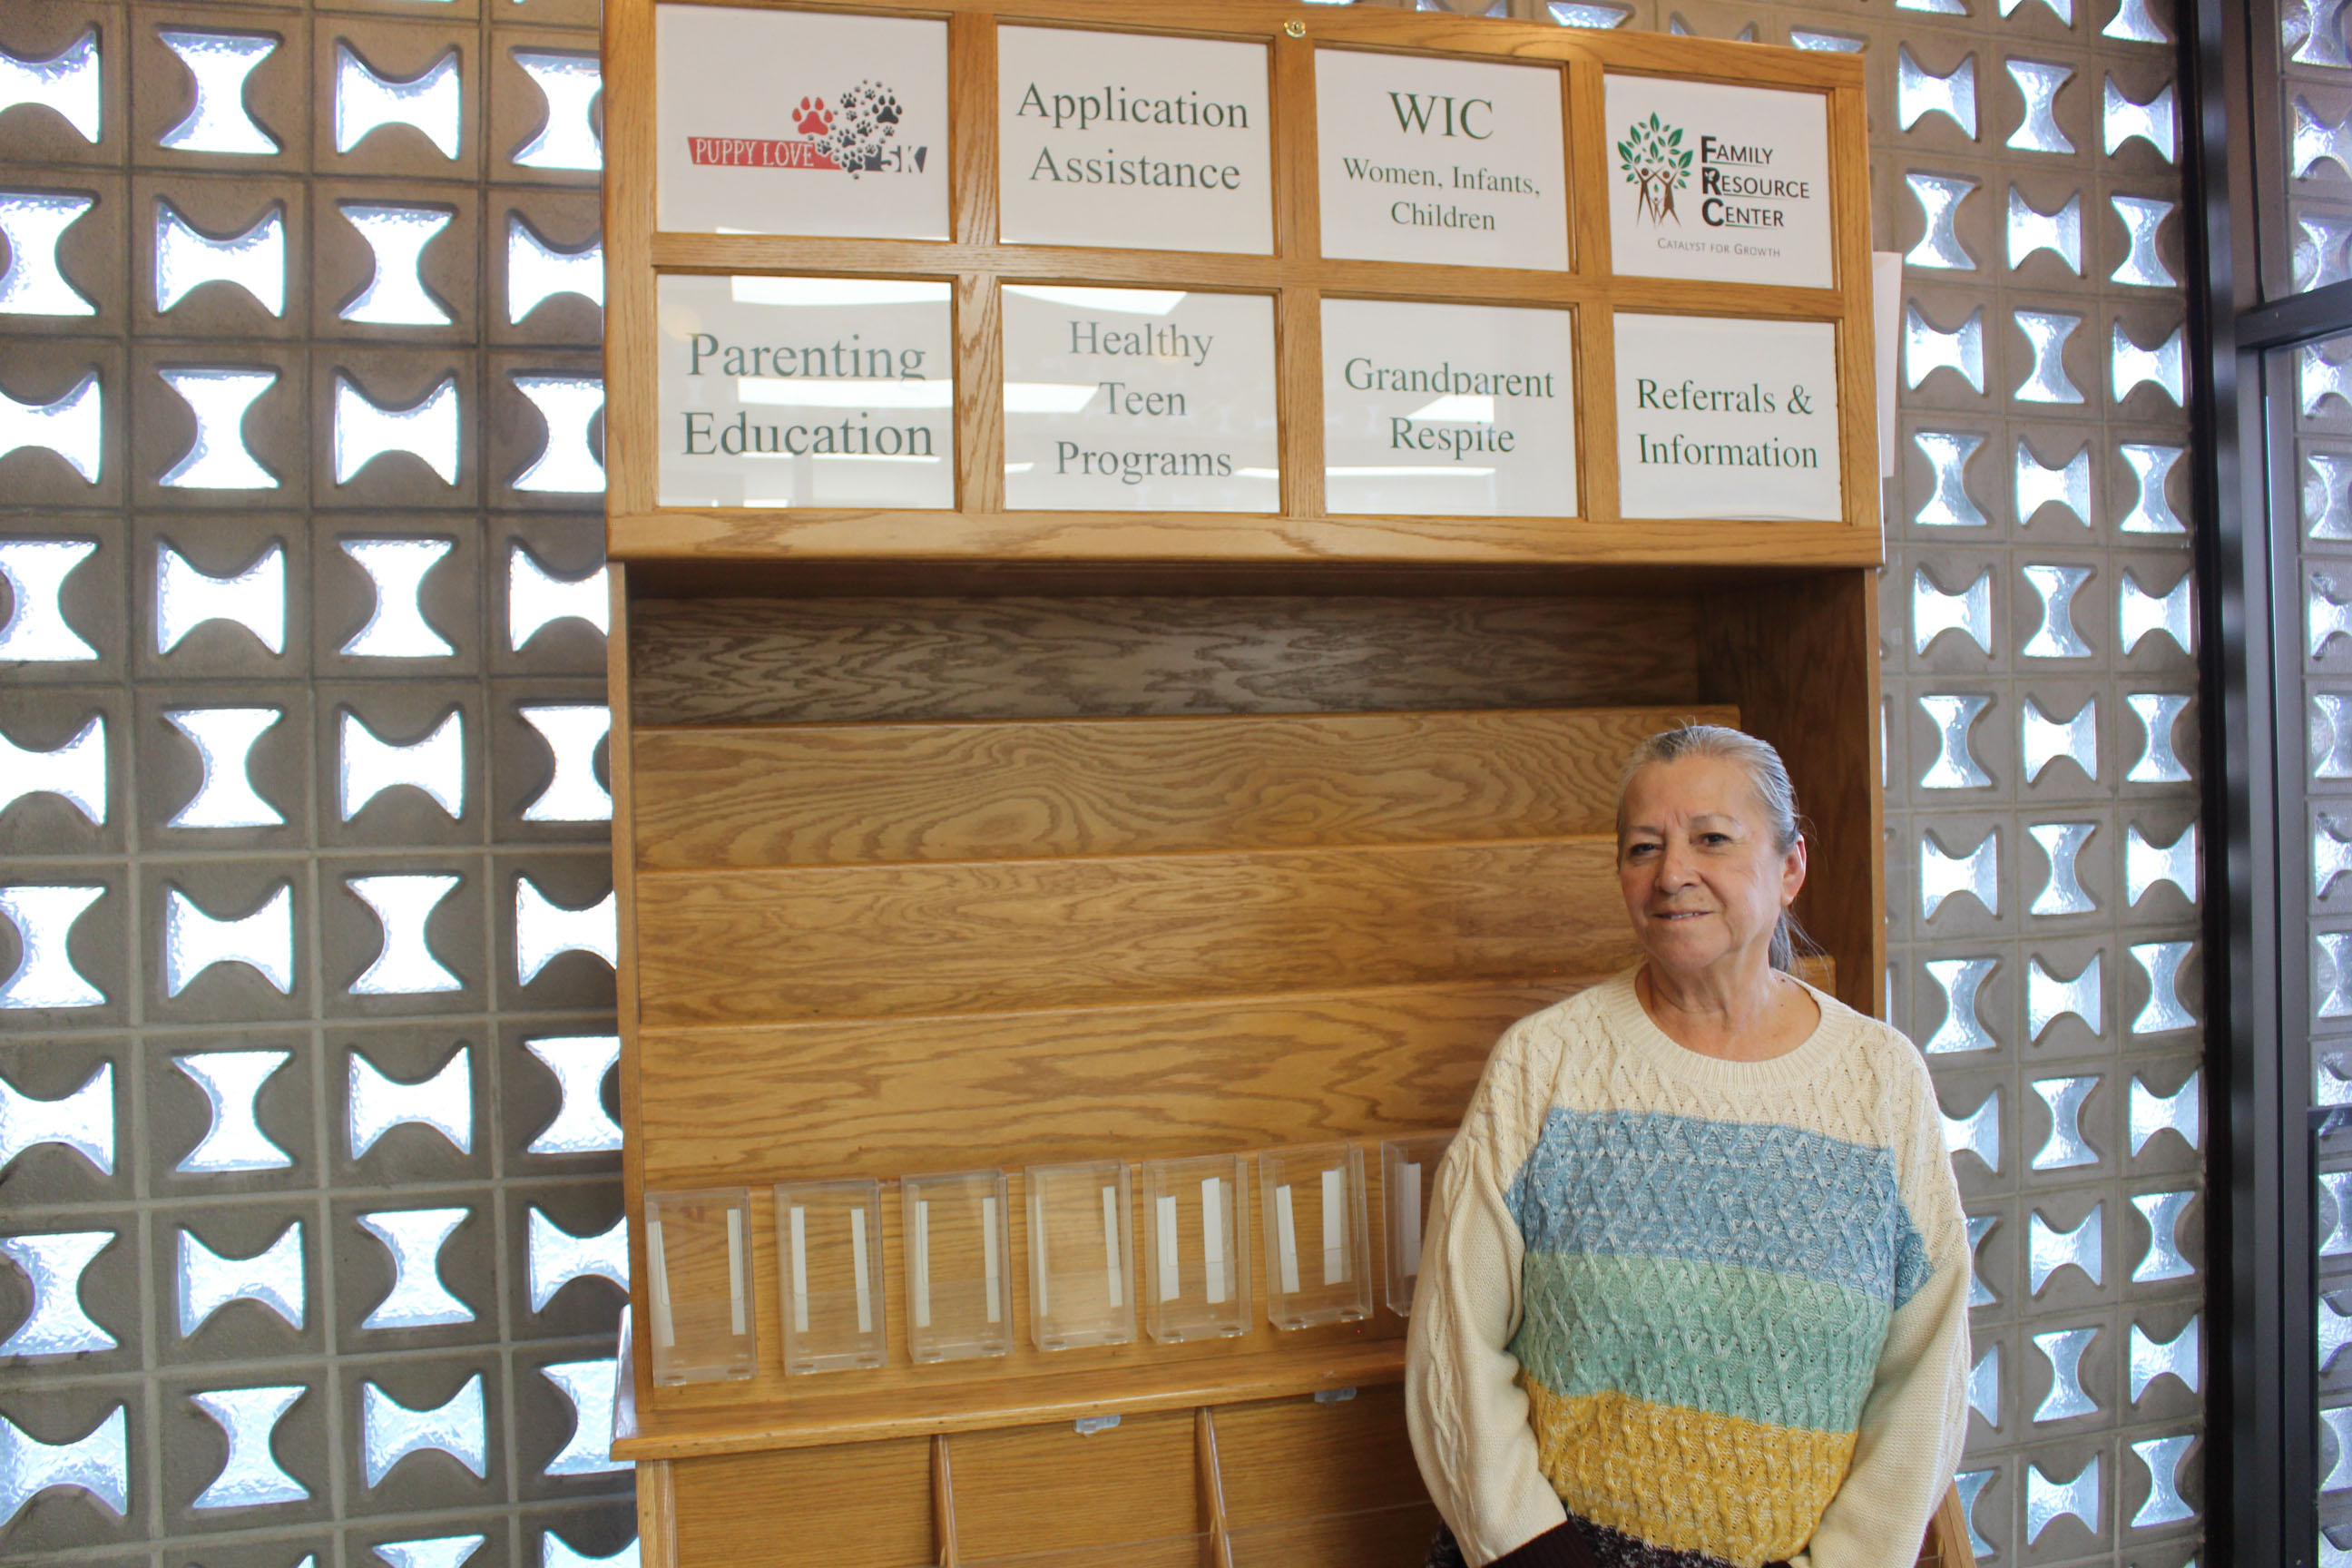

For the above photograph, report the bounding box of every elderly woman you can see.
[1406,724,1970,1568]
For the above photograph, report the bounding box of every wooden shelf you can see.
[607,507,1884,568]
[614,1330,1406,1460]
[644,233,1852,311]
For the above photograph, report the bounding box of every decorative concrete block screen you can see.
[0,0,2200,1565]
[0,0,632,1564]
[1857,1,2204,1561]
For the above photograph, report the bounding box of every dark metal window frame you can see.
[2191,2,2334,1563]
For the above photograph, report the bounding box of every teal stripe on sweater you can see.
[1509,1251,1891,1434]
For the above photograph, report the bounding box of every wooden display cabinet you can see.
[600,4,1896,1565]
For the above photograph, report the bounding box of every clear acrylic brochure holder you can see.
[643,1187,756,1385]
[903,1168,1014,1363]
[1258,1143,1372,1328]
[1141,1152,1251,1343]
[775,1177,887,1375]
[1025,1160,1135,1350]
[1381,1134,1452,1316]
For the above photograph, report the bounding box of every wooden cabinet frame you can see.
[603,0,1877,566]
[600,6,1889,1563]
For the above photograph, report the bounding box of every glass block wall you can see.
[1856,0,2206,1562]
[0,0,635,1565]
[2266,5,2352,1559]
[0,3,2204,1568]
[2291,327,2352,1565]
[2285,3,2352,296]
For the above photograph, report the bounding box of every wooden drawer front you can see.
[672,1439,935,1568]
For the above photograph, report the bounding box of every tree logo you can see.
[1618,113,1691,225]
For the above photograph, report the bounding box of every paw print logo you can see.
[823,80,897,176]
[794,97,832,137]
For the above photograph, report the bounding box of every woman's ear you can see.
[1782,834,1809,903]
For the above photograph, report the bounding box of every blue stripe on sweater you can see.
[1504,1107,1932,1308]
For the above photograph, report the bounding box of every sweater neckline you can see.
[1595,965,1857,1092]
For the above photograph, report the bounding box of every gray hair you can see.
[1615,723,1816,973]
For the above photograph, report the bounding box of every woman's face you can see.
[1617,754,1808,982]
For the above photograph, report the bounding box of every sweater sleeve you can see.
[1794,1044,1975,1568]
[1406,1016,1570,1568]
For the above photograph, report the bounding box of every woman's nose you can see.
[1655,838,1696,884]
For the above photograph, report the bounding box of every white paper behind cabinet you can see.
[656,275,956,510]
[1315,48,1569,271]
[1603,75,1833,289]
[997,27,1274,254]
[655,7,949,240]
[1614,313,1841,522]
[1002,285,1279,512]
[1321,299,1577,517]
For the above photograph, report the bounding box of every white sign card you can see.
[655,6,949,240]
[1314,49,1568,271]
[656,274,956,510]
[1320,299,1577,517]
[1001,285,1279,512]
[1603,75,1833,289]
[1614,313,1840,521]
[997,27,1273,254]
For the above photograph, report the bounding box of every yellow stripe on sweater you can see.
[1522,1378,1857,1568]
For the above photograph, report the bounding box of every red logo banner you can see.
[685,136,840,170]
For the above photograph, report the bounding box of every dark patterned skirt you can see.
[1422,1518,1791,1568]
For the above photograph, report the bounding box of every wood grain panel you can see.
[1210,1392,1439,1568]
[671,1439,936,1568]
[1699,573,1884,1016]
[1278,284,1324,522]
[636,1459,676,1568]
[608,567,658,1417]
[1223,1504,1440,1568]
[629,593,1702,728]
[620,559,1828,601]
[632,706,1734,871]
[634,838,1636,1028]
[955,270,1005,516]
[636,977,1587,1185]
[607,508,1885,570]
[934,1436,959,1568]
[949,1410,1202,1560]
[1212,1386,1427,1528]
[1827,79,1880,534]
[598,0,655,517]
[1195,1409,1231,1568]
[638,234,1852,311]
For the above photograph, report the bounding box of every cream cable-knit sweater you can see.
[1406,968,1972,1568]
